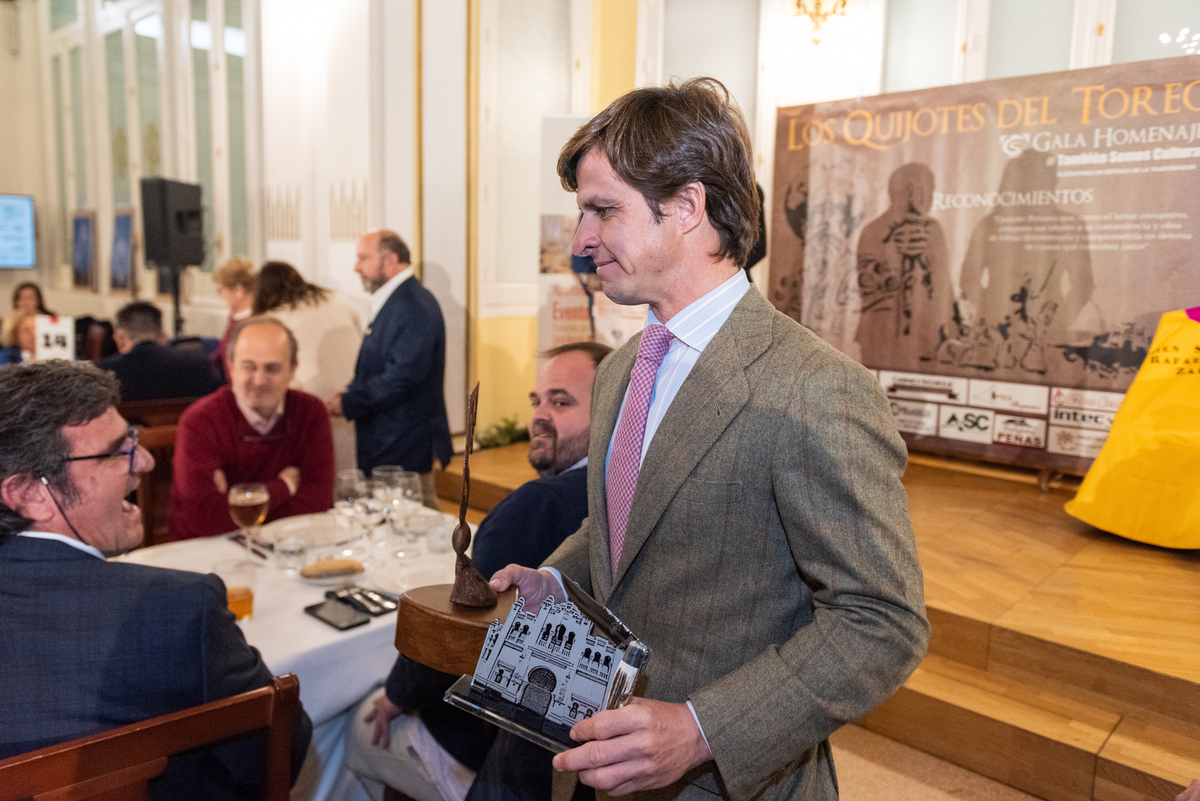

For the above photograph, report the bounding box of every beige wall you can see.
[475,315,539,431]
[0,0,48,309]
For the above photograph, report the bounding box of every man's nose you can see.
[572,216,598,257]
[134,444,156,474]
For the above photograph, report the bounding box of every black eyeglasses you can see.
[60,425,140,474]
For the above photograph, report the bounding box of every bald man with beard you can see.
[345,341,610,801]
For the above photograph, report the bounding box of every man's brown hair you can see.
[541,340,612,370]
[557,77,760,268]
[375,230,411,265]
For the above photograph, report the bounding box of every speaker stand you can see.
[170,264,184,338]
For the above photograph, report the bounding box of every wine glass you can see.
[352,479,388,568]
[397,473,424,510]
[371,466,414,519]
[332,469,364,543]
[228,483,269,555]
[373,467,423,559]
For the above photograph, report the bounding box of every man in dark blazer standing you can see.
[0,360,311,800]
[100,301,221,401]
[327,230,452,507]
[491,79,929,800]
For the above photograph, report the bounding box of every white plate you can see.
[300,567,365,587]
[364,563,452,596]
[258,513,353,547]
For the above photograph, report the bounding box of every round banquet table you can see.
[112,512,466,801]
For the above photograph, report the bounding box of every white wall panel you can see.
[663,0,759,139]
[379,0,416,245]
[423,0,468,430]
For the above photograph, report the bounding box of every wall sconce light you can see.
[794,0,849,45]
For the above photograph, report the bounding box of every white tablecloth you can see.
[114,514,461,800]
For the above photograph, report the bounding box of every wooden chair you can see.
[117,397,200,428]
[117,397,199,547]
[135,424,178,547]
[0,673,300,801]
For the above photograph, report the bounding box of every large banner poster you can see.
[769,56,1200,473]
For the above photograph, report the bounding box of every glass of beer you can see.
[229,482,270,555]
[214,558,258,620]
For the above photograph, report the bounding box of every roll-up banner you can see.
[768,56,1200,474]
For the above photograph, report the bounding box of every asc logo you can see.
[938,406,993,444]
[944,412,989,431]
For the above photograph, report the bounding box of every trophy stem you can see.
[450,384,497,608]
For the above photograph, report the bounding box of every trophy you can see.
[449,384,497,607]
[394,383,517,677]
[444,574,649,752]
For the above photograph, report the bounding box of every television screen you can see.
[0,195,36,269]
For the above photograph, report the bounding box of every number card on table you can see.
[34,315,75,361]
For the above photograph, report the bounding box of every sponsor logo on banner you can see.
[938,406,993,444]
[879,371,969,404]
[967,380,1050,414]
[992,415,1047,448]
[889,399,939,435]
[1050,387,1125,413]
[1049,407,1114,431]
[1047,426,1108,458]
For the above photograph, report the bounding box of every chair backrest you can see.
[117,397,200,428]
[133,423,177,546]
[0,674,300,801]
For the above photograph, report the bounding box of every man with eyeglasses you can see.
[0,359,312,797]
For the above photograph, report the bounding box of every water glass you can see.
[214,558,259,620]
[352,480,388,567]
[275,535,308,572]
[334,469,365,505]
[397,510,442,559]
[373,466,424,521]
[427,518,453,554]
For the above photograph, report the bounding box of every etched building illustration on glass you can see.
[472,596,618,727]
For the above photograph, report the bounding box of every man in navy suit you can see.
[327,230,452,507]
[100,301,221,401]
[0,360,311,800]
[344,341,609,801]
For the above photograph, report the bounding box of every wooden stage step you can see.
[861,619,1200,801]
[435,442,537,514]
[863,603,1200,800]
[876,459,1200,800]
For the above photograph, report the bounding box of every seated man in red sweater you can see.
[170,316,335,540]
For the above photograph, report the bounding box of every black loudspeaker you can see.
[140,178,204,267]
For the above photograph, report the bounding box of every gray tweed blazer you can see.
[545,287,929,801]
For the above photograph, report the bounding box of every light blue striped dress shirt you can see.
[596,268,751,745]
[605,269,752,471]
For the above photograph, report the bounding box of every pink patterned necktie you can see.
[606,324,674,575]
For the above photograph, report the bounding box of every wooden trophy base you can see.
[394,584,519,676]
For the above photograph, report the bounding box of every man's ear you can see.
[670,181,708,235]
[0,474,55,526]
[113,329,132,354]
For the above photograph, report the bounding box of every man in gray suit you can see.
[491,78,928,800]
